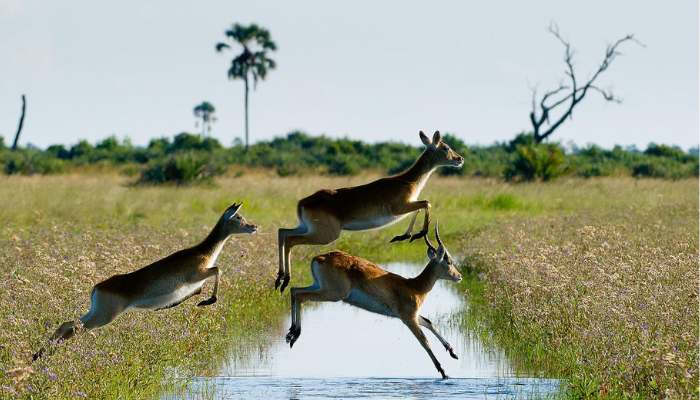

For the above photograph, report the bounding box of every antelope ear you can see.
[224,203,242,220]
[432,131,442,145]
[419,131,432,146]
[436,245,446,261]
[427,246,437,260]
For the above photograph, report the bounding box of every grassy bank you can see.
[0,174,696,398]
[458,179,698,399]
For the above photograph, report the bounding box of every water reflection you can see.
[184,377,560,399]
[178,262,560,399]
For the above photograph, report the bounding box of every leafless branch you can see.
[528,24,641,143]
[12,95,26,151]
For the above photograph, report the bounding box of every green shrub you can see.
[94,136,135,163]
[139,152,225,185]
[505,143,566,181]
[69,140,94,161]
[46,144,71,159]
[632,158,695,179]
[327,157,360,176]
[2,131,697,181]
[168,132,222,153]
[644,143,688,161]
[576,163,606,178]
[3,151,66,175]
[572,159,628,178]
[506,132,537,152]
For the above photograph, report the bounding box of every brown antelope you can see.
[285,223,462,379]
[33,202,257,361]
[276,130,463,292]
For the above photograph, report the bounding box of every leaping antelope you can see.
[33,202,257,361]
[276,130,463,292]
[286,223,462,379]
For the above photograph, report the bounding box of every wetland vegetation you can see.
[0,174,696,399]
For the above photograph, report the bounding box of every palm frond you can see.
[217,23,278,84]
[215,42,230,52]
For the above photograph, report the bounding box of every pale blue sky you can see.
[1,0,697,149]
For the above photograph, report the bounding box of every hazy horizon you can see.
[1,0,698,150]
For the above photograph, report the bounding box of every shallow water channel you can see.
[179,262,559,399]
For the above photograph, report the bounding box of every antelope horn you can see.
[434,221,444,249]
[424,232,436,253]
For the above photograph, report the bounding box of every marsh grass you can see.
[459,180,698,399]
[0,173,696,399]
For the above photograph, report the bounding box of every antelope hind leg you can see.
[276,226,307,291]
[281,220,340,293]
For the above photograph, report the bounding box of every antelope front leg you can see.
[410,200,431,241]
[419,315,458,359]
[197,267,220,307]
[390,211,418,243]
[405,318,448,379]
[286,287,302,347]
[408,201,431,242]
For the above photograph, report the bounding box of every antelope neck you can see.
[197,221,231,257]
[398,150,437,184]
[409,262,441,294]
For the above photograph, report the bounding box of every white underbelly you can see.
[130,281,204,310]
[344,289,396,317]
[343,213,408,231]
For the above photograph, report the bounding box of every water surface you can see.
[177,262,559,399]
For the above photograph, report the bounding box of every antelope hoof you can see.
[286,325,301,348]
[390,234,411,243]
[280,275,290,293]
[409,231,428,242]
[197,296,217,307]
[32,349,45,362]
[274,273,283,290]
[447,347,458,360]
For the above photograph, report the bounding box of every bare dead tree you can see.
[12,94,27,151]
[529,24,643,143]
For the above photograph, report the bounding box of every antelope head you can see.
[424,222,462,282]
[221,202,258,235]
[419,130,464,169]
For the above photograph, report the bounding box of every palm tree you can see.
[216,23,277,150]
[193,101,217,136]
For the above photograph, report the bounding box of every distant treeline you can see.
[0,132,697,183]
